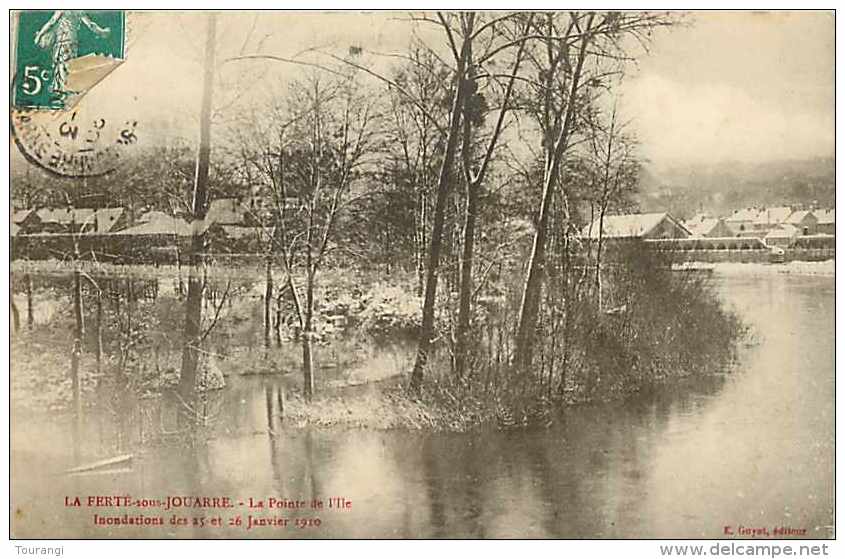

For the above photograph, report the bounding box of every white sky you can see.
[619,11,834,165]
[23,10,835,168]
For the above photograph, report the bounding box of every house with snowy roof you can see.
[752,206,793,232]
[683,215,735,238]
[785,210,818,236]
[724,207,762,235]
[581,212,691,241]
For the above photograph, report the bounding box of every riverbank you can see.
[711,259,834,277]
[674,259,835,277]
[10,248,751,432]
[281,368,732,432]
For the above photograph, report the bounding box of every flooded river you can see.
[11,272,834,538]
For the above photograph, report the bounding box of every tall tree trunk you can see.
[301,334,314,401]
[409,47,468,392]
[25,273,33,328]
[415,185,427,297]
[95,288,102,376]
[595,202,607,309]
[452,39,478,380]
[452,17,527,380]
[178,13,216,400]
[179,274,204,396]
[450,194,462,294]
[558,233,572,397]
[454,178,479,379]
[274,291,283,347]
[71,262,84,462]
[264,256,273,350]
[384,225,392,276]
[513,21,593,374]
[302,271,315,401]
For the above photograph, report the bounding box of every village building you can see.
[683,216,735,238]
[764,223,800,248]
[118,207,267,254]
[105,211,194,262]
[686,212,710,224]
[13,209,41,234]
[785,210,818,236]
[752,206,793,232]
[94,207,130,233]
[815,209,835,235]
[581,212,691,241]
[16,207,129,234]
[724,207,761,235]
[12,209,33,225]
[115,211,191,237]
[33,208,98,234]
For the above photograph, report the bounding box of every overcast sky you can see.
[619,11,834,166]
[62,10,835,168]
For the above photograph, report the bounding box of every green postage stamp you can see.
[13,10,125,110]
[10,10,135,177]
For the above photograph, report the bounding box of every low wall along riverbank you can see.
[12,231,835,267]
[657,247,834,263]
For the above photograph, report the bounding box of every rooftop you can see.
[753,206,792,225]
[12,209,33,224]
[765,224,799,238]
[725,208,761,222]
[581,212,688,239]
[36,207,97,226]
[113,212,190,236]
[815,209,835,224]
[785,210,814,224]
[684,217,720,237]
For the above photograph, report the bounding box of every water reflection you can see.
[11,274,834,538]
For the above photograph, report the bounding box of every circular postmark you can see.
[10,104,138,178]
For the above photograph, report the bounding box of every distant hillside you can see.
[637,158,835,219]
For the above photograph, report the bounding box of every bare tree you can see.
[178,13,217,401]
[451,12,534,380]
[585,104,639,309]
[512,11,673,374]
[406,14,473,391]
[381,46,450,295]
[303,12,531,388]
[399,11,533,387]
[230,72,381,401]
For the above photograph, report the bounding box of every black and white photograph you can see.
[6,6,836,548]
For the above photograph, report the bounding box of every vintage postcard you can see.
[7,8,835,547]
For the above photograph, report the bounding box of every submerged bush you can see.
[414,240,747,428]
[569,242,746,399]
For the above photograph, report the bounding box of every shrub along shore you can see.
[12,245,747,432]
